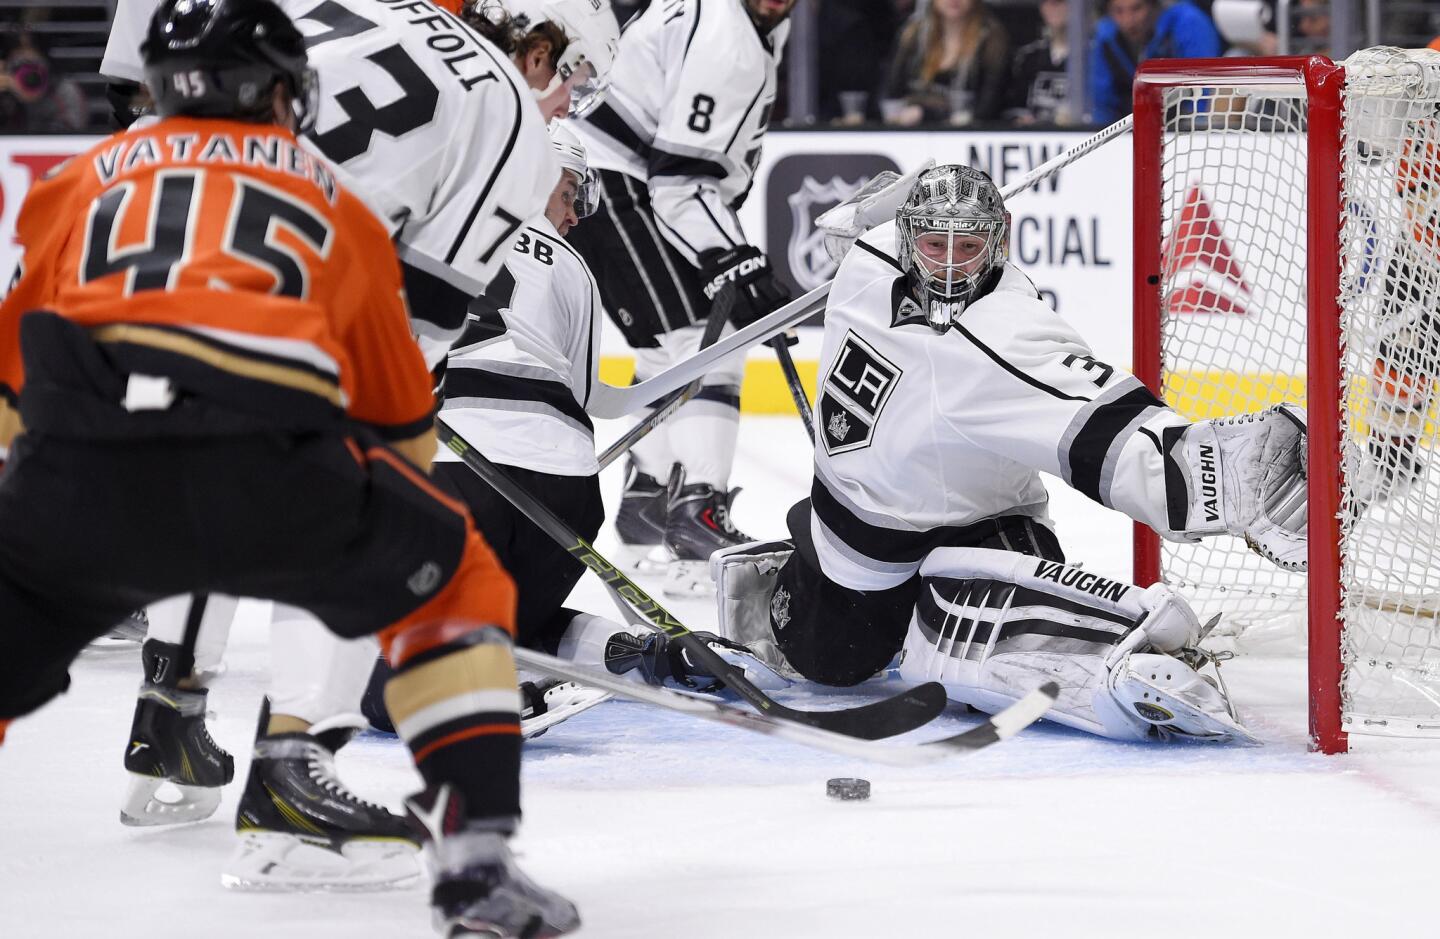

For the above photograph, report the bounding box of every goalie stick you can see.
[596,285,734,471]
[513,646,1058,766]
[768,333,815,445]
[438,419,950,740]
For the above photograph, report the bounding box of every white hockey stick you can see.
[512,646,1057,766]
[584,115,1131,420]
[586,284,827,418]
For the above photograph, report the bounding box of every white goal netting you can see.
[1150,48,1440,738]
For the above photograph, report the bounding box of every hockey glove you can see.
[1172,404,1308,571]
[697,245,791,328]
[815,159,935,263]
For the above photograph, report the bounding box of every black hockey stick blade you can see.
[438,419,948,740]
[514,647,1056,765]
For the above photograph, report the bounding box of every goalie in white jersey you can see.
[714,165,1310,745]
[568,0,795,594]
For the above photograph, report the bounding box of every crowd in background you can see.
[2,0,1440,134]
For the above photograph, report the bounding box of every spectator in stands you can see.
[817,0,901,124]
[1008,0,1072,125]
[0,37,85,133]
[1090,0,1223,125]
[1291,0,1329,55]
[882,0,1010,127]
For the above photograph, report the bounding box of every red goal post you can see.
[1132,50,1440,755]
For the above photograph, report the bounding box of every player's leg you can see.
[120,593,239,826]
[896,544,1256,744]
[652,324,754,598]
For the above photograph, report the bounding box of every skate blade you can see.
[522,688,612,739]
[662,560,716,599]
[119,773,222,827]
[614,542,669,575]
[221,832,420,892]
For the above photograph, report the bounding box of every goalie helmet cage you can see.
[1132,48,1440,754]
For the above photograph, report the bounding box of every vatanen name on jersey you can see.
[1033,560,1132,603]
[93,133,339,204]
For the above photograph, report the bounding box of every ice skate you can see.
[120,683,234,827]
[661,467,754,599]
[408,785,579,939]
[222,704,419,891]
[88,608,149,652]
[520,677,611,739]
[613,460,669,573]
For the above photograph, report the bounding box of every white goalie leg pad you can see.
[1172,404,1309,571]
[896,547,1236,742]
[710,540,800,680]
[267,605,378,727]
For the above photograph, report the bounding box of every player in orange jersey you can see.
[0,2,577,936]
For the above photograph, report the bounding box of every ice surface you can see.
[3,416,1438,938]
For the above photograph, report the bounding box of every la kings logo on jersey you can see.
[819,330,900,455]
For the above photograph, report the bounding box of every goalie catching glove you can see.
[697,245,791,328]
[1168,404,1308,571]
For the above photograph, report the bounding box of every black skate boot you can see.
[222,699,419,891]
[518,677,610,739]
[662,466,753,598]
[614,460,668,573]
[119,640,234,827]
[408,784,580,939]
[603,630,791,692]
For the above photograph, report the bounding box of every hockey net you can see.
[1133,48,1440,752]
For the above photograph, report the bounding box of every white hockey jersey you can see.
[571,0,786,264]
[811,222,1190,592]
[103,0,560,369]
[438,218,604,476]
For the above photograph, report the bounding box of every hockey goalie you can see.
[712,164,1309,744]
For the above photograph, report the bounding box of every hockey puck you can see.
[826,777,871,801]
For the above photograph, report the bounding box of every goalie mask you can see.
[896,165,1010,331]
[501,0,620,117]
[550,120,597,217]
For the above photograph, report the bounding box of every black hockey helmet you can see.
[142,0,316,129]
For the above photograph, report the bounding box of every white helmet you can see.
[504,0,620,117]
[549,120,598,217]
[896,165,1010,331]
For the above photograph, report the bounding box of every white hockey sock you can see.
[668,394,741,489]
[267,605,379,727]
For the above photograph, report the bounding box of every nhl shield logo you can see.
[765,153,899,294]
[786,176,869,291]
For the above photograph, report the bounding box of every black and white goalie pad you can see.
[896,547,1257,745]
[1165,404,1308,571]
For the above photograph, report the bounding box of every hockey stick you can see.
[767,334,815,445]
[587,283,827,418]
[595,285,734,471]
[438,419,949,740]
[513,646,1058,765]
[996,114,1132,202]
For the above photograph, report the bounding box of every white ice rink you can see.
[3,415,1438,939]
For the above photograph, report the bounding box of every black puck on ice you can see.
[826,777,871,801]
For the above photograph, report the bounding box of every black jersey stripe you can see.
[854,239,901,271]
[404,259,474,339]
[585,101,653,161]
[812,475,1057,567]
[1065,385,1166,503]
[950,321,1089,402]
[650,149,730,180]
[683,0,703,58]
[722,79,766,156]
[444,366,593,432]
